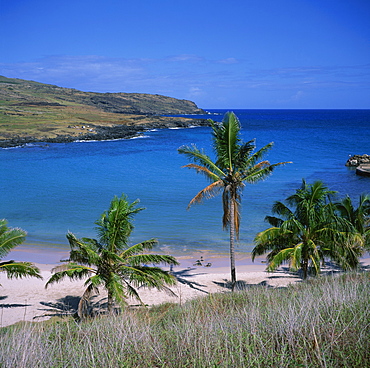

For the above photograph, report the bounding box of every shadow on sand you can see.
[173,268,209,294]
[0,295,33,309]
[35,294,110,320]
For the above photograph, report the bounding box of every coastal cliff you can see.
[0,76,210,147]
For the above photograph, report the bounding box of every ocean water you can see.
[1,109,369,263]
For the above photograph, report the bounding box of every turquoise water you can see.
[1,109,369,263]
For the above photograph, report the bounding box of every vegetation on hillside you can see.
[0,75,206,142]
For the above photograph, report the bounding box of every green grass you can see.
[1,272,369,367]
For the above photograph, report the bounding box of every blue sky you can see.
[1,0,369,109]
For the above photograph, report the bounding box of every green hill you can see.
[0,76,208,146]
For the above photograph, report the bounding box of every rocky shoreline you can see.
[345,154,370,167]
[345,154,370,177]
[0,117,211,148]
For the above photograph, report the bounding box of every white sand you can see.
[1,255,368,327]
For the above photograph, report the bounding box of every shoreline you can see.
[8,243,274,276]
[0,117,211,148]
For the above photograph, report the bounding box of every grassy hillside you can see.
[0,76,207,142]
[1,272,369,367]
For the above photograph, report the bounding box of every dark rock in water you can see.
[345,154,370,167]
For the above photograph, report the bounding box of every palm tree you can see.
[46,195,179,317]
[0,219,42,283]
[335,194,370,250]
[178,111,289,290]
[252,180,364,279]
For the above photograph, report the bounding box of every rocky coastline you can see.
[345,154,370,177]
[345,154,370,167]
[0,117,211,148]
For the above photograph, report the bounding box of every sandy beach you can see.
[1,254,369,328]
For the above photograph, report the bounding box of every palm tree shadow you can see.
[173,268,209,294]
[0,302,32,309]
[36,295,81,319]
[0,294,33,308]
[213,279,274,291]
[35,295,116,320]
[265,267,303,280]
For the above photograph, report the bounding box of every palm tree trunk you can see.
[107,291,114,314]
[230,198,237,291]
[302,259,308,280]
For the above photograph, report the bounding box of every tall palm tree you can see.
[46,195,179,317]
[252,180,364,279]
[178,111,289,290]
[0,219,42,283]
[335,194,370,250]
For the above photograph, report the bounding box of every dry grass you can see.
[1,272,369,367]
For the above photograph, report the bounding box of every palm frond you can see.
[105,273,128,307]
[0,220,27,258]
[66,235,102,265]
[188,180,223,209]
[254,227,284,245]
[178,144,225,178]
[45,263,94,288]
[0,261,42,279]
[182,163,222,182]
[233,139,256,169]
[265,216,284,227]
[122,280,144,304]
[242,142,274,169]
[267,247,295,272]
[290,242,303,270]
[308,247,321,275]
[95,195,144,252]
[127,253,179,267]
[252,227,286,259]
[119,239,159,259]
[271,201,294,219]
[243,161,290,184]
[124,265,177,290]
[212,112,241,170]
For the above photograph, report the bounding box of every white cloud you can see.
[217,58,239,64]
[1,55,369,108]
[166,54,204,63]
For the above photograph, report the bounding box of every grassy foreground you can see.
[1,272,369,368]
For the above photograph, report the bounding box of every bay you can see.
[1,109,369,263]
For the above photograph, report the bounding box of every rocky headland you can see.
[0,75,211,147]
